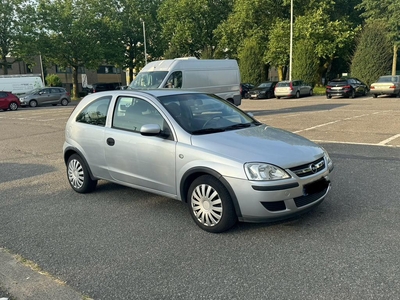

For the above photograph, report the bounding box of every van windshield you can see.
[129,71,168,89]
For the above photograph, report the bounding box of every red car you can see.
[0,91,21,111]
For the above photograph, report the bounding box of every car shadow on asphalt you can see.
[0,163,56,184]
[247,103,348,117]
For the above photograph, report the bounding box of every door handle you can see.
[106,138,115,146]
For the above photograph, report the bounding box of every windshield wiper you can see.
[223,123,252,131]
[191,128,226,135]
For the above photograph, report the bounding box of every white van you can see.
[128,57,242,105]
[0,74,44,95]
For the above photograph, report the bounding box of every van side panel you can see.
[137,58,241,105]
[0,76,44,95]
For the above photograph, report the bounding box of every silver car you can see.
[63,90,333,232]
[274,80,313,99]
[19,87,71,107]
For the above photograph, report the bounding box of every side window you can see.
[164,71,182,88]
[0,92,7,98]
[76,96,111,126]
[113,97,165,134]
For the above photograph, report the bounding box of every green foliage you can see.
[350,21,392,86]
[158,0,233,58]
[265,18,290,68]
[238,37,266,85]
[292,40,319,87]
[45,74,62,87]
[0,0,37,74]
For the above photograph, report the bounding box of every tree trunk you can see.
[392,44,398,76]
[1,54,8,75]
[72,66,79,99]
[277,66,284,81]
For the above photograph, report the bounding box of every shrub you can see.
[45,74,63,87]
[350,21,392,86]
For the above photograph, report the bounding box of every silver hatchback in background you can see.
[19,87,71,107]
[274,80,313,99]
[63,90,333,232]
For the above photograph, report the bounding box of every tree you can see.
[238,36,266,84]
[292,40,319,86]
[158,0,233,58]
[37,0,123,99]
[0,0,37,74]
[350,21,392,86]
[265,18,290,81]
[357,0,400,75]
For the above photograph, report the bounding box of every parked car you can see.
[274,80,313,99]
[370,75,400,98]
[19,87,70,107]
[92,82,121,93]
[0,91,21,111]
[240,83,254,98]
[63,90,334,233]
[326,78,368,99]
[248,82,278,99]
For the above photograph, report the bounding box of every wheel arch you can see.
[64,147,97,181]
[180,167,242,218]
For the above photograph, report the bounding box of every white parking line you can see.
[312,139,400,148]
[378,134,400,146]
[294,111,390,134]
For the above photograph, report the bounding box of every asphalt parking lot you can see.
[1,94,400,299]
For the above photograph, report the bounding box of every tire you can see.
[67,154,97,193]
[276,96,281,99]
[188,175,236,233]
[61,98,69,106]
[295,91,300,98]
[372,94,377,98]
[349,90,355,99]
[29,100,38,107]
[326,94,332,99]
[309,89,313,96]
[9,102,18,111]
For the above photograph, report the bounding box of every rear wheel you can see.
[309,89,313,96]
[349,90,355,99]
[61,98,69,106]
[9,102,18,111]
[67,154,97,193]
[276,96,281,99]
[326,94,332,99]
[295,91,300,98]
[188,175,236,233]
[29,100,38,107]
[372,94,377,98]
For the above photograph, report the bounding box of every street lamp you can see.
[289,0,293,81]
[140,18,147,66]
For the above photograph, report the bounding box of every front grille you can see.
[261,201,286,212]
[294,178,330,207]
[289,157,325,177]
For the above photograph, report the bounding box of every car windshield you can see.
[258,83,272,88]
[157,93,260,135]
[129,71,169,89]
[377,76,399,83]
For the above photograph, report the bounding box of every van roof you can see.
[141,58,238,72]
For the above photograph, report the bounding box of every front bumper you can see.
[224,168,332,222]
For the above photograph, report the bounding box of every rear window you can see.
[276,82,290,87]
[328,80,347,86]
[377,76,399,83]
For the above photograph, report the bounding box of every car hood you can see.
[191,124,323,168]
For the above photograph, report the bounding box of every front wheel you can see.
[67,154,97,193]
[349,90,355,99]
[295,91,300,98]
[188,175,237,233]
[9,102,18,111]
[29,100,38,107]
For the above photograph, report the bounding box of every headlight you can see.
[244,163,291,181]
[322,147,333,170]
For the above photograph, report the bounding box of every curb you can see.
[0,248,87,300]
